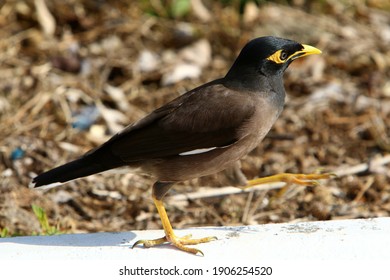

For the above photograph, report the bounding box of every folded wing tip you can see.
[29,179,64,190]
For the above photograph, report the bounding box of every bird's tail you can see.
[29,150,122,189]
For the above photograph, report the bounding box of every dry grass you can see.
[0,0,389,236]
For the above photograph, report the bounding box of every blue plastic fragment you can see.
[11,147,25,160]
[71,105,100,131]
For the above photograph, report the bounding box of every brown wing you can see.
[106,82,256,162]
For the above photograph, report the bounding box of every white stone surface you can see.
[1,217,389,261]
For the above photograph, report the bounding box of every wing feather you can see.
[106,83,255,162]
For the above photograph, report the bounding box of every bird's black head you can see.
[224,36,321,90]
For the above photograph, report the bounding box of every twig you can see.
[167,154,390,202]
[167,182,285,202]
[333,154,390,177]
[353,177,375,203]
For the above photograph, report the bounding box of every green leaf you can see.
[32,204,51,234]
[170,0,191,18]
[0,228,9,238]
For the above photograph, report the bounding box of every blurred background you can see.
[0,0,389,237]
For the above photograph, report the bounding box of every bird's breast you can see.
[237,93,283,149]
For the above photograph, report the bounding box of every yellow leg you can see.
[243,172,334,189]
[132,196,217,256]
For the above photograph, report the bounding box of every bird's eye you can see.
[280,51,288,61]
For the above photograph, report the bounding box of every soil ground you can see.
[0,0,389,237]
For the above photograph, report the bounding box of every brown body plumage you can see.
[30,36,328,255]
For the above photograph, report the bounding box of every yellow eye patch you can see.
[266,50,288,64]
[266,44,322,64]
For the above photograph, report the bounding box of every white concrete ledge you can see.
[1,217,389,261]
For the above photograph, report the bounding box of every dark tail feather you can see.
[29,152,122,189]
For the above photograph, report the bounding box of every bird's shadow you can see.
[0,226,262,248]
[0,231,137,247]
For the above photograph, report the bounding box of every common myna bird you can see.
[30,36,330,255]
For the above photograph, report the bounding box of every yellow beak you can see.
[291,44,322,60]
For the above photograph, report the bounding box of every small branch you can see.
[167,154,390,202]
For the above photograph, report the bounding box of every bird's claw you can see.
[132,234,217,256]
[243,172,334,189]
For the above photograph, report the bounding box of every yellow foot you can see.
[132,234,217,256]
[243,172,335,189]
